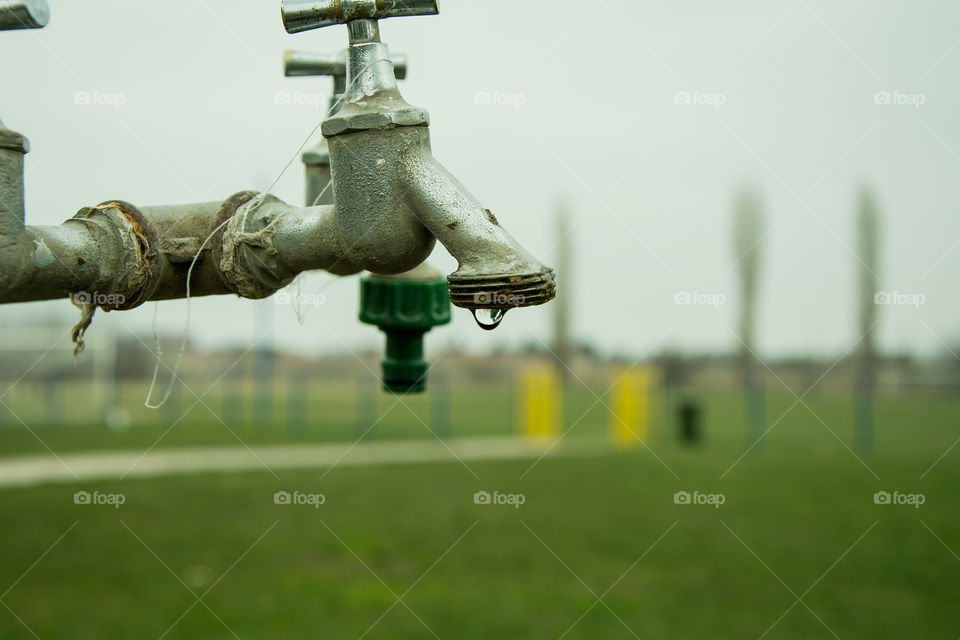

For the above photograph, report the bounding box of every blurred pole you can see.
[855,187,880,453]
[517,365,561,440]
[254,301,275,429]
[94,334,118,428]
[733,188,766,446]
[288,373,307,434]
[356,373,377,438]
[552,199,574,392]
[662,366,671,440]
[430,363,451,438]
[165,361,181,424]
[678,397,702,446]
[224,374,242,429]
[42,373,60,427]
[610,366,650,447]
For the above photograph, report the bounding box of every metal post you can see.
[430,363,451,437]
[855,187,880,453]
[552,199,574,392]
[253,301,275,429]
[733,187,766,447]
[287,373,308,434]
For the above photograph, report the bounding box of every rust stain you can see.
[96,200,158,264]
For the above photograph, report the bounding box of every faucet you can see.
[0,0,555,336]
[280,0,556,318]
[286,48,450,393]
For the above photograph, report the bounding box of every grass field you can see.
[0,386,958,638]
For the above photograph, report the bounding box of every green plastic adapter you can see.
[359,264,451,393]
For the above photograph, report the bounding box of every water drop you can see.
[472,308,506,331]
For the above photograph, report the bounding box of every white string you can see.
[143,215,232,408]
[142,303,168,408]
[143,58,394,409]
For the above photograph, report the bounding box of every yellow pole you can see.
[610,367,655,447]
[517,365,561,440]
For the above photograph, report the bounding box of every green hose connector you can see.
[359,264,451,393]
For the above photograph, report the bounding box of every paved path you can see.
[0,436,611,489]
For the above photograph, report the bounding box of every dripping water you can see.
[472,308,506,331]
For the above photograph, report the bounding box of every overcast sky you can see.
[1,0,958,362]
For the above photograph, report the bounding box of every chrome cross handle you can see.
[281,0,438,34]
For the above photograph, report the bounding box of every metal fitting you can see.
[0,0,49,31]
[216,194,298,299]
[0,118,28,235]
[286,47,409,206]
[68,201,162,311]
[359,263,451,393]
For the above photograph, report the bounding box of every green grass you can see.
[0,387,957,638]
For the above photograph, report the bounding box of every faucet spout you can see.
[324,123,555,311]
[399,128,556,311]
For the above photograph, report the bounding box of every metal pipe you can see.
[0,0,49,30]
[0,119,29,297]
[0,201,235,305]
[0,120,27,234]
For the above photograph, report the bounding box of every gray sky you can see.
[1,0,958,361]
